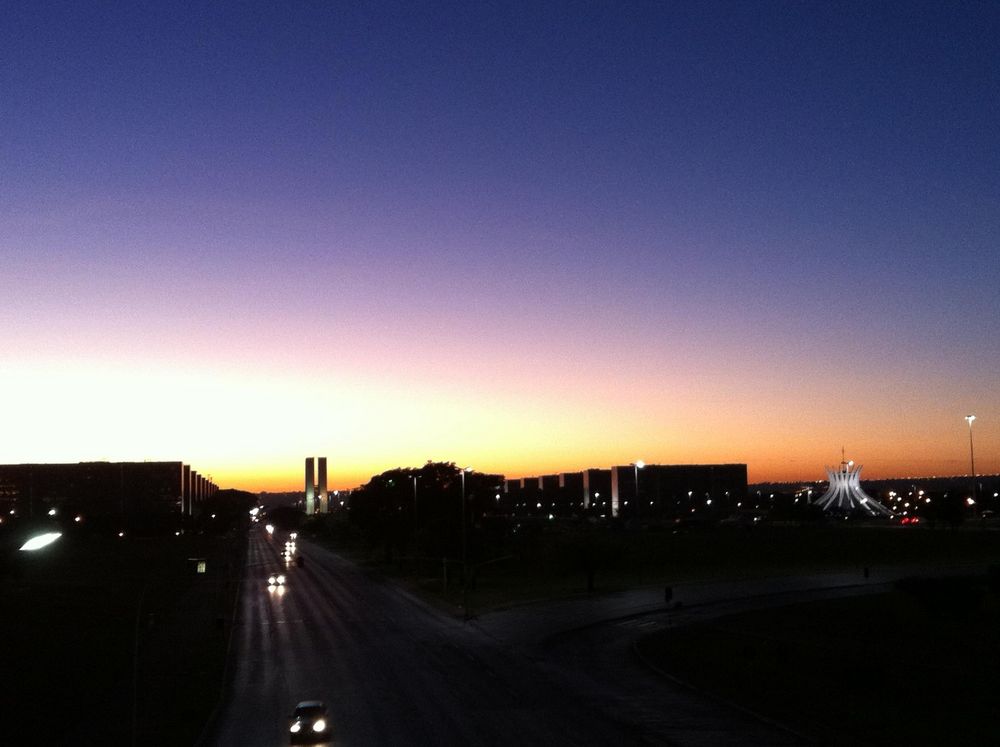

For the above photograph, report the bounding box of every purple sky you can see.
[2,1,998,490]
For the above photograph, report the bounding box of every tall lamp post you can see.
[412,474,418,530]
[460,466,472,617]
[632,460,645,520]
[965,415,977,510]
[412,474,419,554]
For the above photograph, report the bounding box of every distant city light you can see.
[47,508,57,516]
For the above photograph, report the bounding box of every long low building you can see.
[506,463,747,518]
[0,461,218,523]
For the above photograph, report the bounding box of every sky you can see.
[2,1,998,492]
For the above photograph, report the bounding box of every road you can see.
[209,527,661,745]
[210,529,983,746]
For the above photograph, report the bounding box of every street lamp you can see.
[632,461,644,520]
[412,475,418,528]
[460,466,472,616]
[412,475,419,553]
[965,415,977,509]
[19,532,62,551]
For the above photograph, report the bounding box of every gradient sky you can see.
[2,1,998,491]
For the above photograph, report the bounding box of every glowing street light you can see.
[20,532,62,551]
[632,461,644,520]
[965,415,977,509]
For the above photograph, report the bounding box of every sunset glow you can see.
[2,2,997,491]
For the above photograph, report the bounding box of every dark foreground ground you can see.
[637,573,1000,745]
[319,519,1000,615]
[3,521,997,744]
[0,529,242,745]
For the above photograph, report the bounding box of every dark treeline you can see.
[305,462,625,594]
[344,461,503,563]
[294,464,1000,603]
[311,464,1000,563]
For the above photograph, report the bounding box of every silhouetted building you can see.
[611,463,747,518]
[0,461,218,525]
[560,472,584,509]
[539,474,560,493]
[487,463,745,519]
[304,457,329,515]
[582,468,612,512]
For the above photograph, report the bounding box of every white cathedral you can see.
[814,458,893,517]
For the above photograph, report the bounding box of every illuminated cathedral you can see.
[814,457,893,517]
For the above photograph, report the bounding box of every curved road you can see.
[210,528,980,746]
[209,528,656,745]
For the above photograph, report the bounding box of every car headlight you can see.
[313,719,326,732]
[268,575,276,585]
[276,574,286,585]
[290,722,301,733]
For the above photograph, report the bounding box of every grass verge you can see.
[307,521,1000,615]
[636,575,1000,745]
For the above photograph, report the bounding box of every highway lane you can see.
[208,528,651,746]
[209,529,987,746]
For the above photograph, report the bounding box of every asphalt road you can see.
[208,529,989,747]
[208,528,659,746]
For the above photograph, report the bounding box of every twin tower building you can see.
[304,457,328,515]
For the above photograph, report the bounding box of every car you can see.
[289,700,331,744]
[267,573,286,586]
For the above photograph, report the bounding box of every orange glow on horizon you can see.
[3,357,995,493]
